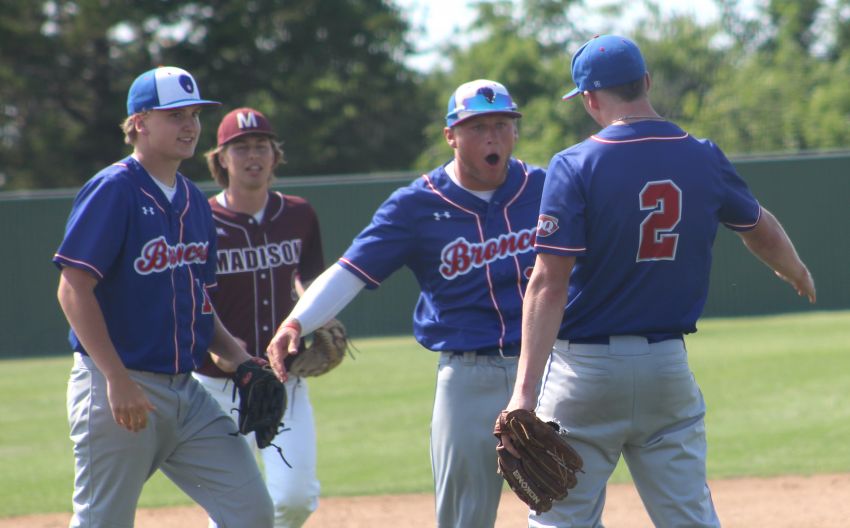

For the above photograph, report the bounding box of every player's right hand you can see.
[106,374,156,432]
[267,318,302,382]
[775,267,816,304]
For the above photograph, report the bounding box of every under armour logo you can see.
[142,206,155,216]
[433,211,451,221]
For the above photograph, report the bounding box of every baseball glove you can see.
[493,409,584,515]
[285,319,350,377]
[232,358,287,449]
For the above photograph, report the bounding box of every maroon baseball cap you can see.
[216,107,276,146]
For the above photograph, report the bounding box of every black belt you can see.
[450,343,520,357]
[569,334,683,345]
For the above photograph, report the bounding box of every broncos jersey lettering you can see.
[339,158,545,352]
[134,236,210,274]
[439,228,536,279]
[53,156,218,374]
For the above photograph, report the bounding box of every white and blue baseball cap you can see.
[126,66,220,115]
[562,35,647,100]
[445,79,521,127]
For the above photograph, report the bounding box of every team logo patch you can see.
[178,74,195,94]
[478,86,496,103]
[536,214,559,237]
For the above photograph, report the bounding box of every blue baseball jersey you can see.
[53,156,218,374]
[536,121,760,340]
[340,159,545,352]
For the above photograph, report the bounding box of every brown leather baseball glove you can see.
[285,319,350,377]
[493,409,584,515]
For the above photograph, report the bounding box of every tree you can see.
[0,0,430,190]
[694,0,850,153]
[413,0,591,171]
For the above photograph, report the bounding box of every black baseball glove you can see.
[232,358,287,449]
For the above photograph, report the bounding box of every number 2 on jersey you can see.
[637,180,682,261]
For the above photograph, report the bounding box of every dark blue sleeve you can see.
[712,145,761,231]
[53,174,130,278]
[339,187,416,289]
[535,153,588,256]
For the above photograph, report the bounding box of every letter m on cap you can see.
[236,111,258,130]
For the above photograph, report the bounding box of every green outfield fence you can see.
[1,151,847,358]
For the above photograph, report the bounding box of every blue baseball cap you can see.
[445,79,521,127]
[127,66,220,115]
[562,35,647,100]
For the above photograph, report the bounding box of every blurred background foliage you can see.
[0,0,848,190]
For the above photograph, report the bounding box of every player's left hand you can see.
[497,397,537,458]
[267,318,302,382]
[493,408,584,515]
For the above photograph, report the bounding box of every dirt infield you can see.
[4,473,849,527]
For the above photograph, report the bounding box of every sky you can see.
[391,0,750,71]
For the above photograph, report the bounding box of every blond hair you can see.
[205,136,286,188]
[121,114,140,145]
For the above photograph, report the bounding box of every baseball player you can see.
[498,35,816,527]
[192,107,325,528]
[54,67,274,527]
[266,79,546,528]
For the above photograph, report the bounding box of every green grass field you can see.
[2,310,849,518]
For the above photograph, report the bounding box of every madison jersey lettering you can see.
[196,192,324,376]
[215,238,303,274]
[53,156,218,374]
[339,159,545,351]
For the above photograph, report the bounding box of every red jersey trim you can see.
[724,203,762,230]
[53,254,104,279]
[590,133,689,144]
[502,161,531,309]
[339,257,381,287]
[534,242,586,253]
[423,172,509,350]
[139,188,167,214]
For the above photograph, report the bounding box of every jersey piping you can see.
[502,161,531,303]
[423,165,532,351]
[338,257,381,287]
[590,132,690,144]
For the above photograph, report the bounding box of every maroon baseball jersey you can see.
[197,191,324,376]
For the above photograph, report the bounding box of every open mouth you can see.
[485,154,500,166]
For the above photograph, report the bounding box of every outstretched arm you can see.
[267,263,366,380]
[738,207,816,303]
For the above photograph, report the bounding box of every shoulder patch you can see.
[536,214,559,238]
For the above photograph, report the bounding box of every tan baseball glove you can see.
[493,409,584,514]
[285,319,350,377]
